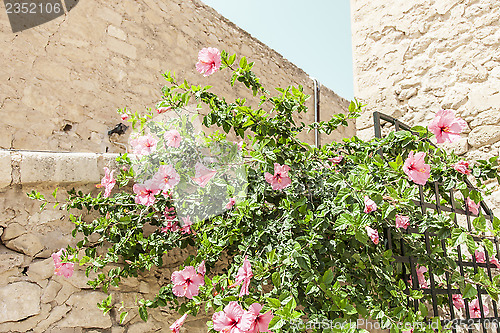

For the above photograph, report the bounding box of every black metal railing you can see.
[373,112,500,333]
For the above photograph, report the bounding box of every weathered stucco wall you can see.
[0,0,352,332]
[351,0,500,214]
[0,0,351,153]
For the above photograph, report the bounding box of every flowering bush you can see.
[31,48,500,332]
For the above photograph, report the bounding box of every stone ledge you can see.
[0,151,11,188]
[0,150,119,188]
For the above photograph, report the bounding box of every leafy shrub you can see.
[32,48,500,333]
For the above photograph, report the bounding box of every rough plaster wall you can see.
[0,0,351,152]
[351,0,500,215]
[0,0,352,332]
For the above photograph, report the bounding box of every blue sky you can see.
[202,0,354,101]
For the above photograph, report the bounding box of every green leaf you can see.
[469,190,481,206]
[267,249,276,264]
[493,217,500,232]
[483,239,494,257]
[96,295,113,314]
[272,272,281,288]
[334,213,353,230]
[283,297,297,314]
[296,256,309,269]
[411,125,426,133]
[451,228,466,247]
[465,235,477,254]
[487,287,499,302]
[323,269,334,285]
[139,306,148,322]
[473,216,486,232]
[268,317,285,330]
[461,284,477,299]
[267,298,281,309]
[239,57,247,69]
[395,155,403,167]
[419,302,428,317]
[119,311,128,324]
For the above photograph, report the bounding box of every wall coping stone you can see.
[0,150,119,188]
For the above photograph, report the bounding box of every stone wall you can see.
[0,0,352,153]
[0,151,211,332]
[0,0,352,332]
[351,0,500,215]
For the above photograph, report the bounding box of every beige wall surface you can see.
[0,0,351,153]
[0,1,352,332]
[351,0,500,215]
[0,150,213,332]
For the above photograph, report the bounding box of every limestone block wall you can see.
[0,0,352,153]
[0,151,211,332]
[351,0,500,214]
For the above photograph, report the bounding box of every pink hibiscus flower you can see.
[197,260,206,276]
[452,294,465,309]
[490,257,500,269]
[230,256,253,297]
[395,214,410,230]
[428,110,467,144]
[212,301,252,333]
[133,180,161,207]
[416,265,428,289]
[153,164,180,190]
[363,196,377,213]
[225,197,236,209]
[161,220,179,233]
[469,298,489,318]
[365,226,379,245]
[52,248,74,278]
[466,197,480,215]
[196,47,222,77]
[164,207,176,220]
[161,208,179,233]
[96,167,116,198]
[121,113,129,121]
[180,216,194,234]
[169,313,188,333]
[171,266,204,299]
[328,156,343,166]
[475,250,486,263]
[403,151,431,185]
[240,303,274,333]
[192,162,217,187]
[237,141,244,151]
[453,161,471,175]
[164,129,182,148]
[156,106,171,114]
[264,163,292,191]
[130,134,158,155]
